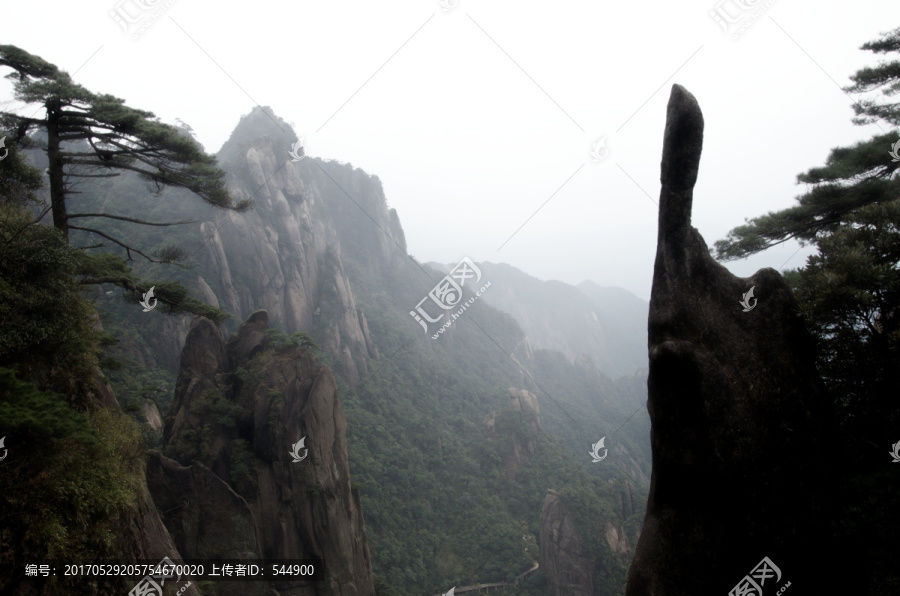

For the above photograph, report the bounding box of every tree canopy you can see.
[0,44,250,246]
[713,27,900,262]
[0,44,246,321]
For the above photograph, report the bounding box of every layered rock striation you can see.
[539,490,594,596]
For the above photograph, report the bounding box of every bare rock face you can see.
[626,85,847,594]
[539,490,593,596]
[137,107,382,387]
[112,482,200,596]
[157,311,376,596]
[145,452,267,596]
[201,109,375,387]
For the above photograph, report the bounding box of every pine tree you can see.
[714,27,900,261]
[0,44,247,320]
[714,27,900,436]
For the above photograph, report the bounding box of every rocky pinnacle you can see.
[625,85,849,595]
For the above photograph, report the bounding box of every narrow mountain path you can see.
[433,562,539,595]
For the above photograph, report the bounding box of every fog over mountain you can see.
[2,4,899,595]
[428,261,648,378]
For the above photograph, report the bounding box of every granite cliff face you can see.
[539,489,632,596]
[539,491,594,596]
[129,107,396,387]
[145,452,266,595]
[152,310,375,596]
[626,85,847,594]
[197,109,386,387]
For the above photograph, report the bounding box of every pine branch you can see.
[66,212,196,227]
[78,276,137,289]
[67,225,159,263]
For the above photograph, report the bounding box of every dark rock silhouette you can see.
[626,85,848,594]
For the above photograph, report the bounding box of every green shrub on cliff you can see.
[0,202,144,590]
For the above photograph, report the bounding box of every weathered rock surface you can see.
[626,85,847,594]
[539,483,634,596]
[610,478,637,520]
[507,387,542,432]
[539,490,594,596]
[113,482,200,596]
[157,310,375,595]
[133,107,389,387]
[145,451,267,595]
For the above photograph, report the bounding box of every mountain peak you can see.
[217,105,297,161]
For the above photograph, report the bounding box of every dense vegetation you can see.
[0,188,145,594]
[310,161,649,594]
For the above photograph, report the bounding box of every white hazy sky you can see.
[2,1,897,300]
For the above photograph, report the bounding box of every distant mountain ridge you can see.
[427,261,648,378]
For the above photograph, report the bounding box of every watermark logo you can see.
[740,286,757,312]
[289,137,306,162]
[289,437,309,463]
[438,0,459,12]
[890,440,900,463]
[589,437,608,462]
[0,136,8,161]
[889,139,900,163]
[710,0,777,40]
[0,436,7,462]
[409,257,491,339]
[589,136,609,162]
[109,0,177,40]
[129,556,182,596]
[729,556,789,596]
[140,286,158,312]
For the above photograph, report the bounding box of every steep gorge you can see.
[77,105,653,594]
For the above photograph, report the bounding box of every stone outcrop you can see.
[539,490,593,596]
[539,485,634,596]
[626,85,847,594]
[145,452,267,595]
[112,482,200,596]
[610,478,637,520]
[507,387,541,433]
[156,310,375,595]
[204,110,375,387]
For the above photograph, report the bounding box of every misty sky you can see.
[3,1,896,300]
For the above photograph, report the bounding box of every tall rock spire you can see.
[626,85,849,595]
